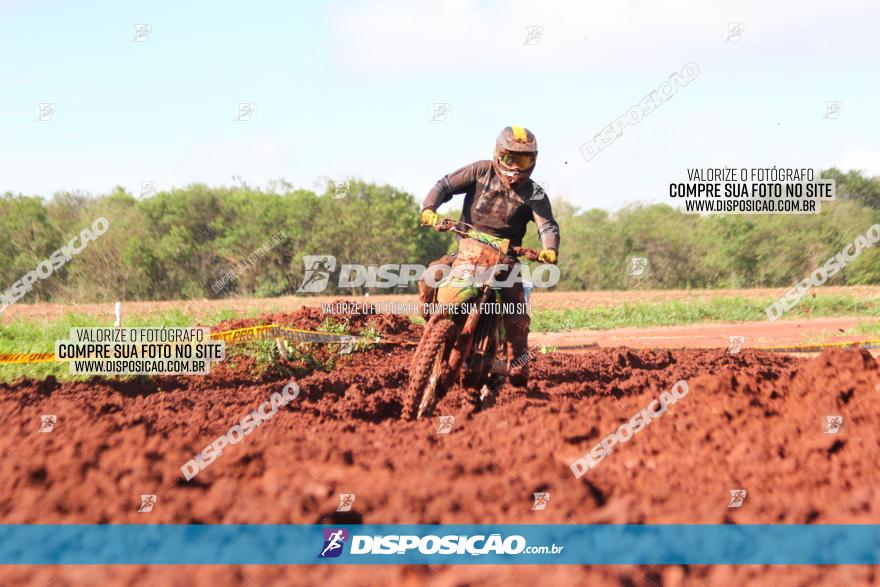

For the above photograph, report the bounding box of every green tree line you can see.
[1,169,878,304]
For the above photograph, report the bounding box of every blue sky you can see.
[1,0,878,212]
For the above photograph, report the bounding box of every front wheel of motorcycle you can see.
[403,315,457,420]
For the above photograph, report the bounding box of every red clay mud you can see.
[1,305,879,585]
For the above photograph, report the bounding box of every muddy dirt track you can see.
[1,304,879,586]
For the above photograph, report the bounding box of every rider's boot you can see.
[499,274,531,388]
[508,362,529,387]
[505,309,531,388]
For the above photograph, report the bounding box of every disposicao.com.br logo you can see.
[296,255,560,292]
[319,528,349,558]
[318,529,563,558]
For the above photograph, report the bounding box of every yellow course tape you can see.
[277,326,378,345]
[755,338,880,353]
[0,324,381,365]
[0,352,57,365]
[209,324,280,344]
[3,326,877,365]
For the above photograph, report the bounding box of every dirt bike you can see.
[403,218,541,420]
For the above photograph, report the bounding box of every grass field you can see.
[530,292,880,330]
[5,286,880,322]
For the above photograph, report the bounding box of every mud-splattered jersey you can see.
[422,160,560,249]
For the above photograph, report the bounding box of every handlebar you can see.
[431,218,542,261]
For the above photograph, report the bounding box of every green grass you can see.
[529,294,880,332]
[0,307,388,382]
[0,310,201,382]
[2,293,879,382]
[843,320,880,338]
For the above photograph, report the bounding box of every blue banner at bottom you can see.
[0,524,878,564]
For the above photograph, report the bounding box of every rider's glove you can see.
[537,249,558,264]
[420,209,440,227]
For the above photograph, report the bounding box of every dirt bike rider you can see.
[418,126,560,387]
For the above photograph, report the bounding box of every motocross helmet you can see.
[493,126,537,186]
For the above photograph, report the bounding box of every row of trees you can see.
[1,169,879,303]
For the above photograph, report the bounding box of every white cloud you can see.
[327,0,878,73]
[831,147,880,176]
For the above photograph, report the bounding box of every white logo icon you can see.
[823,101,843,120]
[296,255,337,293]
[337,493,356,512]
[333,181,350,200]
[531,492,550,510]
[36,102,56,123]
[823,415,843,435]
[132,24,152,43]
[234,102,256,123]
[728,489,747,508]
[437,415,455,434]
[39,415,56,433]
[138,494,157,512]
[725,23,745,43]
[727,336,745,354]
[140,181,158,197]
[524,26,544,45]
[429,103,450,122]
[338,335,357,355]
[628,257,648,277]
[530,182,548,201]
